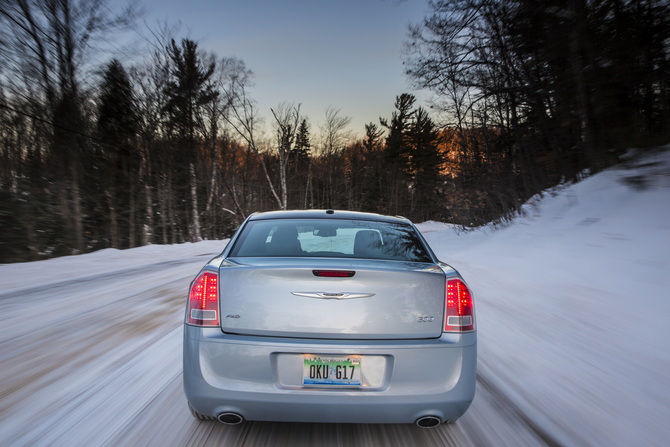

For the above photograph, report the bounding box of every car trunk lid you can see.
[219,258,445,339]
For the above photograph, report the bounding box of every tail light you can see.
[444,278,475,332]
[187,271,219,326]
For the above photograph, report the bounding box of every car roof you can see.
[247,209,412,224]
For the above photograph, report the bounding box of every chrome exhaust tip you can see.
[217,412,244,425]
[415,416,442,428]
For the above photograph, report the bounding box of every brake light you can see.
[187,271,219,326]
[312,270,356,277]
[444,278,475,332]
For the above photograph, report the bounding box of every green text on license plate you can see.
[303,356,361,386]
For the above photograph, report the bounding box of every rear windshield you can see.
[229,219,432,263]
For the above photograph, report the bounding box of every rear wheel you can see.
[188,402,215,421]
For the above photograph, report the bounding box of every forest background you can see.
[1,0,669,263]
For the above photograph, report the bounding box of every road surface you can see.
[0,253,561,447]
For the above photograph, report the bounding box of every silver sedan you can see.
[183,210,476,428]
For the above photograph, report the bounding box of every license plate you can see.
[303,356,361,386]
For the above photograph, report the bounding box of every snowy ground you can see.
[416,147,670,447]
[0,240,227,295]
[1,148,669,446]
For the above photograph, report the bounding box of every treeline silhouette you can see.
[1,0,669,263]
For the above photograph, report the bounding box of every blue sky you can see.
[139,0,430,137]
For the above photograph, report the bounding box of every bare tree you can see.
[221,61,283,210]
[317,106,352,208]
[202,56,252,221]
[131,42,172,243]
[319,106,353,156]
[271,102,301,210]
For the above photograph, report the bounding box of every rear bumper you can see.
[183,325,476,424]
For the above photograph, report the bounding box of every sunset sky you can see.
[139,0,430,137]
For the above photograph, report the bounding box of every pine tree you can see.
[163,39,217,241]
[164,39,217,153]
[293,119,311,162]
[379,94,417,214]
[408,107,443,220]
[380,93,416,173]
[98,60,138,142]
[364,123,384,153]
[360,123,385,213]
[97,59,139,248]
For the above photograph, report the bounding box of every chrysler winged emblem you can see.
[291,292,375,300]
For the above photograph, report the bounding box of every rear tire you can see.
[188,402,215,421]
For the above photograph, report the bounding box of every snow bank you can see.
[417,148,670,447]
[0,240,228,295]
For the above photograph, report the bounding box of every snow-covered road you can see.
[1,148,669,446]
[0,247,550,447]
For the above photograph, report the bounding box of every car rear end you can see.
[183,211,476,426]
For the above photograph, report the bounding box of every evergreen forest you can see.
[1,0,669,263]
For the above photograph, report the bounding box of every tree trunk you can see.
[205,139,218,228]
[190,163,201,241]
[129,178,135,248]
[106,188,119,248]
[144,183,153,245]
[279,152,288,210]
[69,163,84,253]
[159,176,168,244]
[306,159,313,209]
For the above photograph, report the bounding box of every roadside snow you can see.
[0,240,227,295]
[416,148,670,447]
